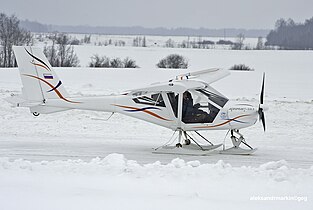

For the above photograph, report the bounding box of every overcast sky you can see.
[1,0,312,29]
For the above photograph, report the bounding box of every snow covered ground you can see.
[1,156,312,210]
[35,33,259,49]
[0,47,313,209]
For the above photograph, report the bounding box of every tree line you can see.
[0,13,32,67]
[0,13,80,67]
[2,12,313,69]
[266,17,313,50]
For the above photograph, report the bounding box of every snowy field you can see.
[0,47,313,209]
[35,33,259,49]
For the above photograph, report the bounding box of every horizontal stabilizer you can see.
[4,95,42,107]
[30,105,71,114]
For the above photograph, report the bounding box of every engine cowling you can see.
[227,104,258,129]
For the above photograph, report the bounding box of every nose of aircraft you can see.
[227,104,258,129]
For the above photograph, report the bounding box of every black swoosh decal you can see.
[47,80,62,92]
[25,48,51,71]
[125,107,161,112]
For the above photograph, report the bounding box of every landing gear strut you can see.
[230,130,253,149]
[153,129,223,155]
[220,129,257,155]
[175,130,183,148]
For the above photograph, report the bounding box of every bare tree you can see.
[82,35,91,44]
[256,36,264,50]
[0,13,33,67]
[142,36,146,47]
[44,33,79,67]
[180,40,188,48]
[165,38,175,48]
[133,36,145,47]
[56,34,70,67]
[43,34,58,66]
[232,33,245,50]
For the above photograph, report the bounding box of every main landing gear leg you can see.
[153,130,222,155]
[182,131,222,151]
[183,131,191,145]
[175,129,183,148]
[220,129,257,155]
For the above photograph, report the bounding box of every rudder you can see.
[13,46,69,103]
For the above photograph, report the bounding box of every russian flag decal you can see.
[43,73,53,80]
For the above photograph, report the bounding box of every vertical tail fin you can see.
[13,46,69,102]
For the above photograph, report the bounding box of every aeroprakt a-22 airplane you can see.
[6,46,268,155]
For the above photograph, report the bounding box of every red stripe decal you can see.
[193,114,252,129]
[23,74,81,104]
[113,104,172,121]
[31,61,51,71]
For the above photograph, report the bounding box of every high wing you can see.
[175,68,230,84]
[127,68,230,96]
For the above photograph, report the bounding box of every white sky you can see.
[1,0,312,29]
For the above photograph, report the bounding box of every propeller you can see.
[258,73,266,131]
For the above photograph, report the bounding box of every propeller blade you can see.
[259,109,266,131]
[260,73,265,104]
[258,73,266,132]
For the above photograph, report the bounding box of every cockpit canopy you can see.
[132,86,228,124]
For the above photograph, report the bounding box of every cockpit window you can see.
[166,90,227,124]
[133,93,165,107]
[197,89,228,108]
[181,91,219,124]
[167,92,178,117]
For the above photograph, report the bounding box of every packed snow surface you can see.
[0,47,313,209]
[0,155,312,210]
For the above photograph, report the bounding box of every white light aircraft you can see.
[6,46,268,155]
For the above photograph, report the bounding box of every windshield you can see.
[197,89,228,108]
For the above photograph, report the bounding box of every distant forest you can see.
[266,17,313,50]
[19,20,269,38]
